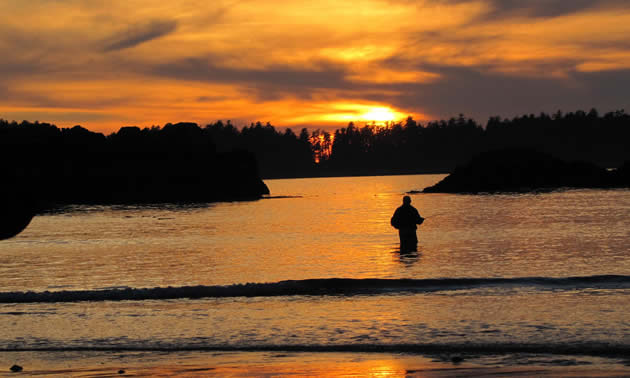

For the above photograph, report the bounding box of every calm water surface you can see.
[3,174,630,290]
[1,175,630,366]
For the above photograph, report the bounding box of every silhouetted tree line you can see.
[318,109,630,176]
[484,109,630,167]
[0,120,269,206]
[174,109,630,178]
[2,107,629,187]
[204,121,316,178]
[321,116,482,175]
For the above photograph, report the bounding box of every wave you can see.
[2,342,630,359]
[2,275,630,303]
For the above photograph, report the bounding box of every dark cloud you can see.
[147,52,630,124]
[0,110,116,124]
[0,60,45,78]
[406,0,627,20]
[0,84,133,110]
[480,0,607,19]
[386,63,630,123]
[0,52,131,84]
[197,95,230,102]
[572,69,630,109]
[188,0,246,28]
[0,56,73,87]
[103,19,177,52]
[150,57,349,100]
[0,25,47,51]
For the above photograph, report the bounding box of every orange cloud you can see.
[1,0,629,133]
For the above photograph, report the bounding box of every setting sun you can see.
[359,106,400,123]
[309,103,408,126]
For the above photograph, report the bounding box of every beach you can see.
[4,350,630,377]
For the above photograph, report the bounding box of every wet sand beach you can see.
[3,351,630,377]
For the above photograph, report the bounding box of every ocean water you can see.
[2,175,630,368]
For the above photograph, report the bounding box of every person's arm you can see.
[415,209,424,225]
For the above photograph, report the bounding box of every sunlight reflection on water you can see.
[2,177,630,361]
[1,175,630,291]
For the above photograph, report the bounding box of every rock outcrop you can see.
[423,149,623,194]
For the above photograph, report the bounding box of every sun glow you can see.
[4,1,628,132]
[312,103,407,125]
[359,106,399,123]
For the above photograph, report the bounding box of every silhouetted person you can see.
[391,196,424,252]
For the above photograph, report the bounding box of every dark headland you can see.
[0,121,269,239]
[423,149,630,194]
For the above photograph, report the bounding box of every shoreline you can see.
[3,350,630,377]
[261,170,449,180]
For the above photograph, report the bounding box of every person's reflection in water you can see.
[396,247,421,267]
[390,195,424,252]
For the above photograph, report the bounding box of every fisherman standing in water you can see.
[391,196,424,252]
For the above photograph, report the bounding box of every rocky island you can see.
[423,149,630,194]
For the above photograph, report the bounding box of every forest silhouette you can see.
[203,108,630,177]
[321,109,630,176]
[0,121,269,208]
[2,108,629,189]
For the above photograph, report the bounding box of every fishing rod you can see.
[422,212,450,219]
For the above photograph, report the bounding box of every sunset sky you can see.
[1,0,629,134]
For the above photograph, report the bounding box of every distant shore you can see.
[262,168,449,180]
